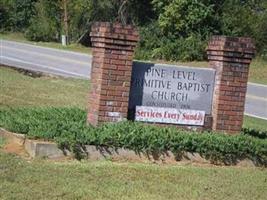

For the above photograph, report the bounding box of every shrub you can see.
[242,128,267,139]
[25,0,61,42]
[135,22,207,61]
[0,107,266,165]
[0,0,37,32]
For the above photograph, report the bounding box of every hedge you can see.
[0,107,266,165]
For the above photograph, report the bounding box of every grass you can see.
[0,32,91,54]
[0,66,89,109]
[1,32,266,84]
[249,58,267,85]
[0,151,266,200]
[0,137,5,148]
[243,116,267,131]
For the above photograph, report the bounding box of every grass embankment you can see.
[0,66,89,108]
[1,32,267,84]
[0,152,266,200]
[0,32,91,54]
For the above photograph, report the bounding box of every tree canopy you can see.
[1,0,266,61]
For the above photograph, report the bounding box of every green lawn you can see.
[0,151,266,200]
[243,116,267,131]
[0,137,5,148]
[0,32,91,54]
[1,32,266,85]
[0,66,89,109]
[249,58,267,85]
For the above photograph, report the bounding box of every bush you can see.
[25,18,59,42]
[0,0,36,32]
[25,0,61,42]
[242,128,267,139]
[0,107,86,138]
[135,22,207,61]
[0,107,266,165]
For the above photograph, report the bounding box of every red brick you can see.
[87,22,139,126]
[208,36,254,133]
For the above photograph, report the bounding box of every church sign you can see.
[129,62,216,125]
[88,27,253,133]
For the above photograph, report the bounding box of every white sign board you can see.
[135,106,205,126]
[129,62,215,114]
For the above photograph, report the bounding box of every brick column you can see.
[207,36,255,133]
[87,22,139,126]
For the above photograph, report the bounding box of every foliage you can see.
[0,107,86,137]
[25,0,61,41]
[135,22,207,61]
[152,0,218,37]
[0,107,266,165]
[0,0,37,32]
[1,0,267,60]
[242,128,267,139]
[66,0,155,43]
[23,0,154,43]
[220,0,267,55]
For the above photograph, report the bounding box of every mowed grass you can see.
[249,58,267,85]
[0,66,89,109]
[243,116,267,131]
[0,137,5,148]
[0,151,266,200]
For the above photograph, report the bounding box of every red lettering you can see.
[137,110,142,117]
[182,113,203,121]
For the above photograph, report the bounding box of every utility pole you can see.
[62,0,68,45]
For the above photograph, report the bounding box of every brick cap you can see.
[92,22,137,30]
[207,35,256,55]
[90,22,139,42]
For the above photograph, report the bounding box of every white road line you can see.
[2,39,92,57]
[0,56,89,79]
[244,113,267,121]
[246,94,267,102]
[2,45,90,66]
[248,82,267,88]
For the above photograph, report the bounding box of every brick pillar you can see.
[87,22,139,126]
[207,36,255,133]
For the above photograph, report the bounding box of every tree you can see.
[25,0,61,41]
[0,0,37,32]
[221,0,267,54]
[152,0,218,38]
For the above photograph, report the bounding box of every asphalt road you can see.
[1,40,267,120]
[0,40,91,79]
